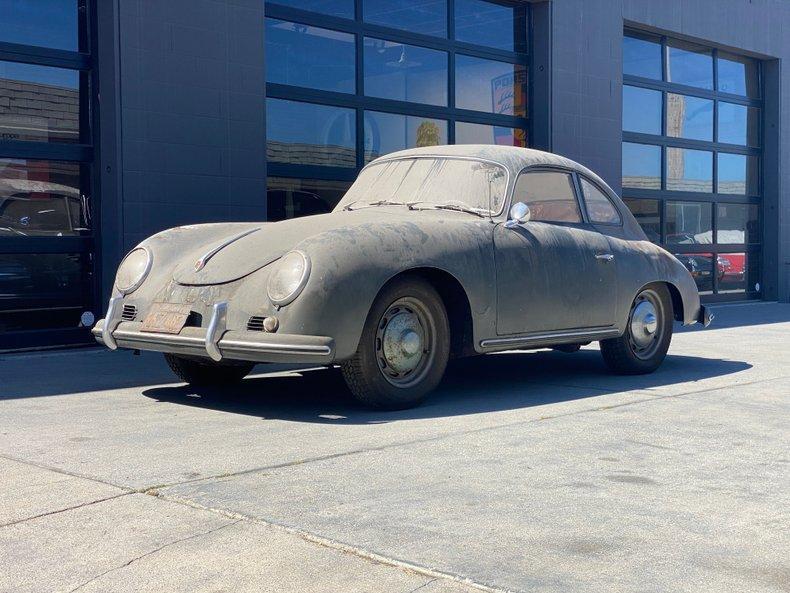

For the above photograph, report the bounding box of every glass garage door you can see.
[621,30,763,301]
[0,0,97,350]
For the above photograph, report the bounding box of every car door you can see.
[494,168,617,335]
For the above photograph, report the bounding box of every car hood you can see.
[172,207,463,286]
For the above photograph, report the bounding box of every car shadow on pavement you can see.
[141,349,751,424]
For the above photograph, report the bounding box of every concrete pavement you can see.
[1,302,788,592]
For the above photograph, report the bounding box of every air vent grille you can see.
[247,316,266,331]
[121,304,137,321]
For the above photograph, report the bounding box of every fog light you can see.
[263,316,279,332]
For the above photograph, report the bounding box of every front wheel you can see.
[164,353,254,386]
[341,277,450,410]
[600,284,673,374]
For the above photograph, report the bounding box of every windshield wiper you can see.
[407,201,489,218]
[344,199,405,211]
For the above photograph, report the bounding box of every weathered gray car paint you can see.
[98,145,702,364]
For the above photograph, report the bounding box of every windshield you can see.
[335,157,508,215]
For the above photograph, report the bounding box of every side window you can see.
[580,177,622,225]
[513,170,582,223]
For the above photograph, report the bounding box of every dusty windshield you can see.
[335,157,508,215]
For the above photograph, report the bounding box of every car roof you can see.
[372,144,606,186]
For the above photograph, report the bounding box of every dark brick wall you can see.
[117,0,265,251]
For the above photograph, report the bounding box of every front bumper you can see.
[92,297,334,364]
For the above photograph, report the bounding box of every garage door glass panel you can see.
[623,33,661,80]
[0,0,82,51]
[266,98,356,167]
[622,142,661,190]
[673,252,713,294]
[716,203,758,245]
[514,171,581,223]
[717,252,758,293]
[455,55,527,116]
[624,198,661,243]
[0,61,86,144]
[718,153,759,196]
[267,177,351,220]
[718,102,760,147]
[363,0,446,38]
[718,52,760,98]
[622,86,661,135]
[268,0,354,18]
[265,19,355,93]
[666,201,712,244]
[666,93,713,141]
[0,252,93,332]
[454,0,527,53]
[667,40,713,90]
[666,148,712,193]
[364,38,448,106]
[363,111,447,163]
[455,121,526,147]
[0,159,89,236]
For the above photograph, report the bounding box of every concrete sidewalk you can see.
[1,302,788,592]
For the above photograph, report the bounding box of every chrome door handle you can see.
[595,253,614,262]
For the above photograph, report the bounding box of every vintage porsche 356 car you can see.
[94,145,712,409]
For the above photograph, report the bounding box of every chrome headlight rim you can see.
[115,246,153,295]
[267,250,311,306]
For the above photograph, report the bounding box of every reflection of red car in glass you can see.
[717,253,745,282]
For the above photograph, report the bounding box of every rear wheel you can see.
[600,284,673,374]
[341,277,450,410]
[164,353,254,386]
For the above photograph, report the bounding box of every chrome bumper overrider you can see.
[92,299,334,364]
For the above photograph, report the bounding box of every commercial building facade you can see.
[0,0,788,350]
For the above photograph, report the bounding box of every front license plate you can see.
[140,302,193,334]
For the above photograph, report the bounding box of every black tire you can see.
[164,353,254,386]
[340,276,450,410]
[600,284,673,374]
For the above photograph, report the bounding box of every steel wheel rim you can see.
[628,288,664,360]
[375,296,435,388]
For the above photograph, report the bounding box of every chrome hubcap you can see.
[628,290,664,359]
[375,298,435,387]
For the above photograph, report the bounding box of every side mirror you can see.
[504,202,531,228]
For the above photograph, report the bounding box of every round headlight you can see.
[267,251,310,306]
[115,247,152,294]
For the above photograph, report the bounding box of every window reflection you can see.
[667,40,713,89]
[0,61,85,144]
[622,142,661,190]
[268,0,354,18]
[623,33,662,80]
[624,198,661,243]
[666,93,712,141]
[0,252,93,332]
[0,0,82,51]
[717,251,759,293]
[363,112,447,163]
[622,86,661,135]
[454,0,527,53]
[673,253,714,294]
[364,38,448,106]
[455,121,526,147]
[267,177,351,220]
[718,52,760,98]
[0,159,89,236]
[265,19,355,93]
[266,98,356,167]
[716,203,758,245]
[666,148,712,193]
[717,153,759,196]
[363,0,446,37]
[456,55,527,116]
[718,102,760,147]
[666,201,712,244]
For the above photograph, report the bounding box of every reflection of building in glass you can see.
[0,79,79,143]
